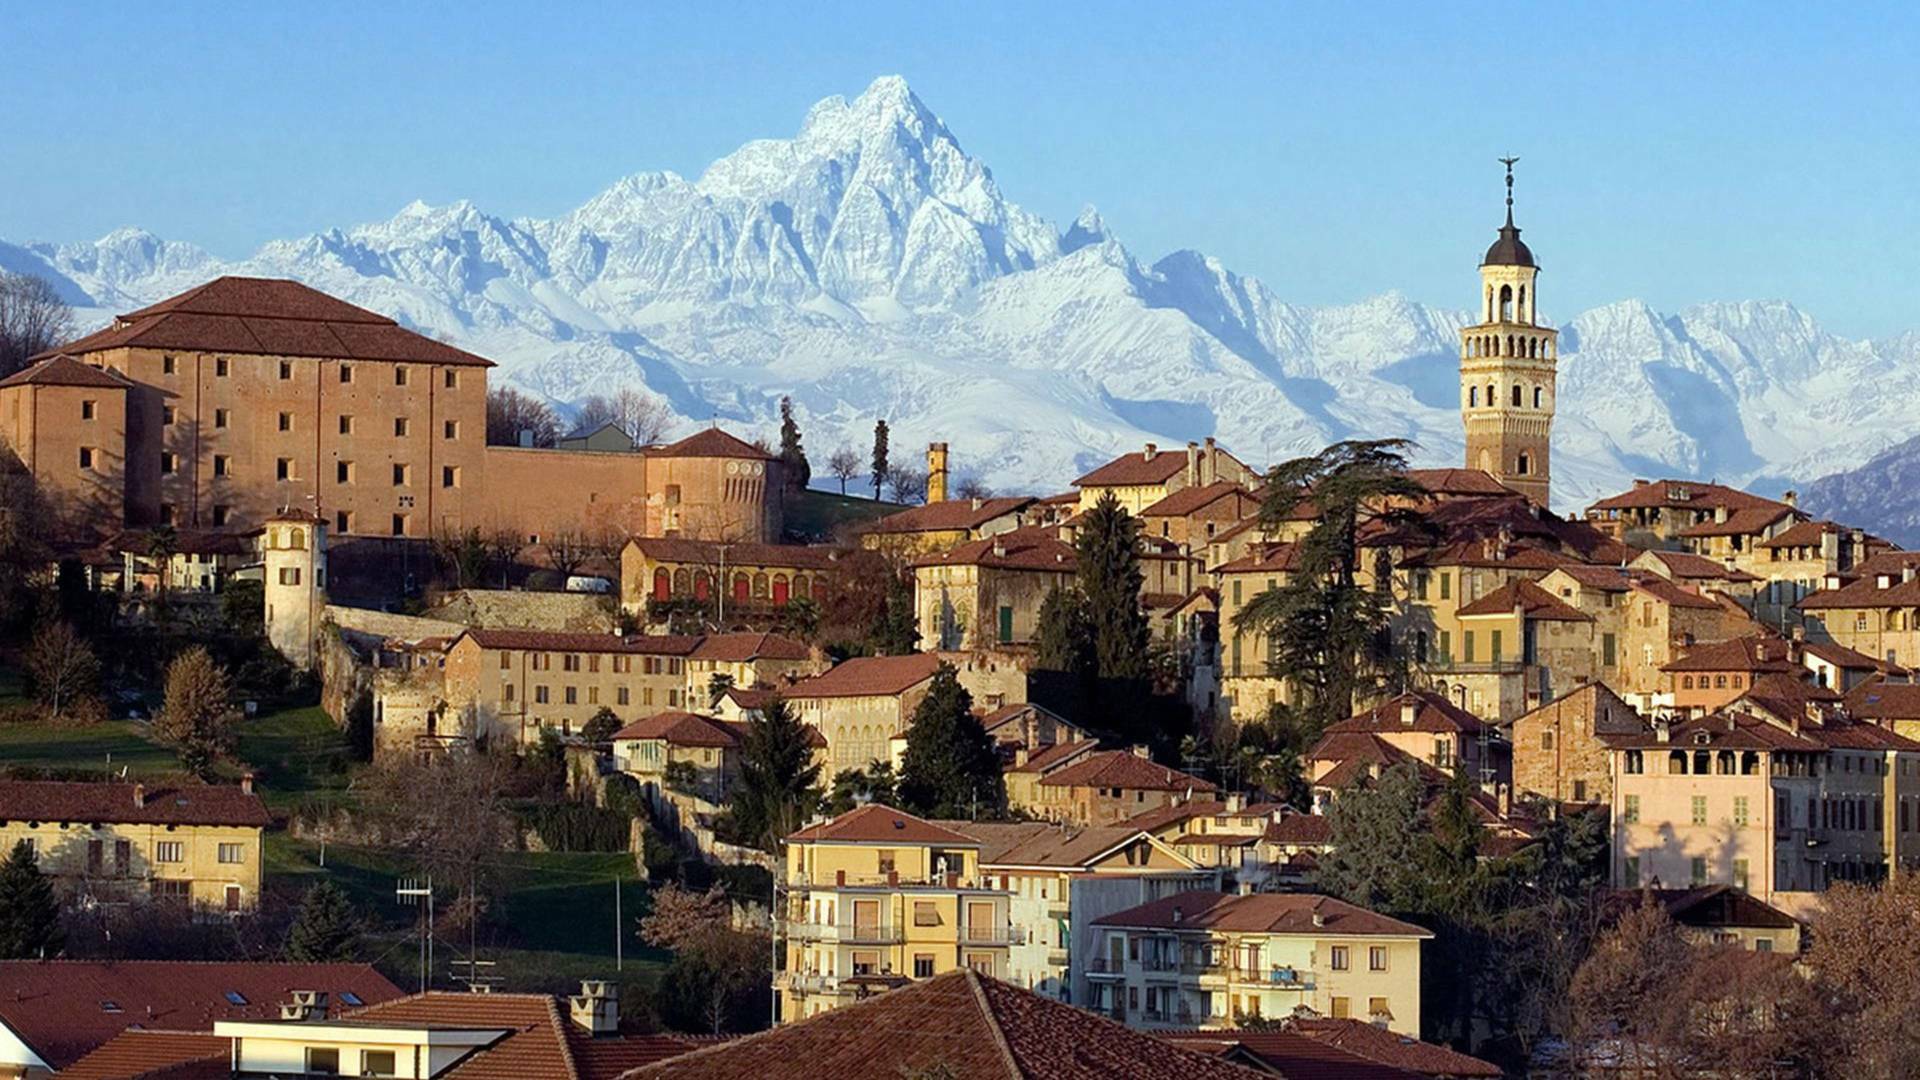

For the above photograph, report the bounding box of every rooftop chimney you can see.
[1203,437,1218,483]
[991,538,1006,558]
[1783,489,1798,508]
[132,783,145,808]
[1143,442,1158,462]
[240,772,255,796]
[568,980,619,1036]
[278,990,329,1023]
[927,443,949,504]
[1400,699,1418,726]
[1791,624,1806,643]
[1186,441,1200,488]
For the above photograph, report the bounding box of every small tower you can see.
[262,511,328,670]
[926,442,949,504]
[1460,158,1557,507]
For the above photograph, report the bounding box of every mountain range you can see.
[5,75,1917,516]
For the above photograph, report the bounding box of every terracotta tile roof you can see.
[940,821,1170,868]
[1599,710,1827,753]
[1547,564,1633,592]
[1587,479,1790,515]
[57,1030,232,1080]
[611,711,739,747]
[1329,692,1489,736]
[1757,520,1886,551]
[688,632,811,662]
[1627,573,1724,610]
[0,780,270,828]
[1508,683,1646,738]
[1404,468,1523,500]
[0,354,134,390]
[1800,638,1905,674]
[1158,1029,1419,1080]
[1659,635,1799,674]
[1214,542,1302,575]
[1798,552,1920,610]
[1095,890,1431,938]
[1286,1018,1505,1077]
[338,991,698,1080]
[783,654,941,699]
[1675,506,1799,538]
[910,527,1077,572]
[45,277,494,367]
[1264,811,1335,845]
[1037,750,1217,793]
[787,803,982,846]
[458,629,701,656]
[1844,679,1920,721]
[1004,739,1097,775]
[0,961,399,1070]
[720,686,780,710]
[645,427,772,460]
[625,969,1264,1080]
[1597,886,1802,934]
[1306,731,1419,767]
[1074,448,1193,487]
[861,497,1034,535]
[1454,579,1593,621]
[1139,481,1253,519]
[1637,549,1760,582]
[625,537,843,572]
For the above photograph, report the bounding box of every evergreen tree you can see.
[867,572,919,656]
[897,664,1006,819]
[1312,762,1428,912]
[1074,493,1149,680]
[727,697,822,852]
[582,706,623,746]
[1032,585,1095,681]
[1233,439,1431,732]
[284,880,363,962]
[870,420,890,500]
[0,839,62,959]
[825,760,898,814]
[777,396,811,493]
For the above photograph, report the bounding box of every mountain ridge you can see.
[6,75,1917,513]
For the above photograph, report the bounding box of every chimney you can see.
[1905,566,1916,585]
[1226,792,1244,813]
[1186,441,1200,486]
[1654,719,1671,743]
[1203,437,1218,483]
[1714,506,1729,524]
[1497,783,1511,816]
[1142,442,1158,462]
[1400,699,1418,726]
[991,537,1006,558]
[1311,910,1326,928]
[132,783,145,808]
[971,496,982,512]
[278,990,329,1023]
[927,443,949,504]
[1783,489,1798,508]
[1013,746,1030,767]
[518,428,534,449]
[1633,478,1652,488]
[1172,905,1184,924]
[568,980,619,1036]
[1131,744,1152,758]
[241,772,255,796]
[1791,624,1805,643]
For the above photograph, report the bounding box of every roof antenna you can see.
[1498,156,1520,226]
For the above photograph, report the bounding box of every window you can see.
[1602,633,1617,667]
[617,687,629,706]
[162,355,177,375]
[1733,796,1749,827]
[394,417,410,437]
[278,568,301,586]
[79,447,95,470]
[391,513,408,537]
[1369,997,1390,1019]
[159,503,175,525]
[1733,858,1750,891]
[304,1047,340,1075]
[1690,856,1708,886]
[445,370,458,389]
[212,505,231,527]
[535,685,550,704]
[392,463,409,486]
[442,465,459,488]
[445,420,459,439]
[155,841,183,863]
[335,511,352,534]
[1490,630,1503,662]
[279,412,293,432]
[339,415,354,435]
[394,366,409,387]
[1330,997,1351,1019]
[914,901,940,926]
[337,461,353,483]
[1330,945,1349,971]
[563,686,578,705]
[279,360,293,380]
[160,451,177,475]
[1573,779,1588,802]
[361,1050,396,1077]
[1541,730,1555,750]
[1624,856,1640,887]
[1368,946,1388,971]
[1692,796,1708,825]
[213,407,231,429]
[213,454,231,477]
[913,954,935,978]
[277,458,293,481]
[1624,795,1639,824]
[82,399,96,420]
[218,842,243,864]
[161,405,177,426]
[339,364,353,383]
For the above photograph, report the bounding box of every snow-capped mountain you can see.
[7,74,1918,514]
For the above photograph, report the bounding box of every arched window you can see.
[1486,286,1496,322]
[693,570,711,601]
[1506,334,1516,357]
[1469,386,1479,407]
[1526,337,1537,358]
[1516,452,1530,476]
[1517,285,1527,321]
[1511,384,1523,407]
[290,528,305,549]
[772,574,790,606]
[1499,284,1514,321]
[652,567,671,602]
[1533,386,1544,408]
[793,574,808,600]
[1486,383,1496,406]
[671,568,691,596]
[733,572,750,604]
[751,572,769,600]
[1669,751,1687,774]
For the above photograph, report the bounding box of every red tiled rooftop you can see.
[1139,481,1253,519]
[458,629,701,656]
[645,427,773,460]
[783,654,942,699]
[1659,635,1799,674]
[688,632,811,662]
[1037,750,1216,793]
[57,1031,232,1080]
[1287,1018,1504,1077]
[342,991,700,1079]
[1074,448,1194,488]
[787,803,982,846]
[1095,891,1430,938]
[0,354,133,390]
[624,536,843,571]
[1675,506,1798,539]
[861,497,1034,535]
[910,527,1077,572]
[1637,548,1761,582]
[1328,692,1489,736]
[1587,479,1791,515]
[0,780,270,828]
[1454,579,1593,621]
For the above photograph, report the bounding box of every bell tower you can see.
[1460,158,1556,507]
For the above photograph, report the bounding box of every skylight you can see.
[224,991,248,1006]
[339,991,364,1006]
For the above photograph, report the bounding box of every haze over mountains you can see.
[4,75,1916,515]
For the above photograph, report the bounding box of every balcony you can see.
[780,972,843,995]
[786,921,905,945]
[1231,967,1314,990]
[1086,957,1126,979]
[789,871,994,892]
[959,925,1023,947]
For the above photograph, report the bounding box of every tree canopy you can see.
[726,696,823,851]
[0,839,62,959]
[897,663,1005,819]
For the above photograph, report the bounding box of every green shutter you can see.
[998,605,1014,644]
[1462,632,1475,663]
[1491,630,1503,662]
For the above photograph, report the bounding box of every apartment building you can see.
[439,628,697,745]
[1798,550,1920,668]
[912,528,1075,651]
[778,806,1018,1023]
[1022,750,1217,826]
[0,779,269,912]
[1089,891,1430,1034]
[1072,438,1255,514]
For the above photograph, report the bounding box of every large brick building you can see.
[0,276,781,545]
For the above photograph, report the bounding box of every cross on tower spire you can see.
[1498,156,1519,225]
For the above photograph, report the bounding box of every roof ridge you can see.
[544,994,583,1079]
[964,972,1027,1080]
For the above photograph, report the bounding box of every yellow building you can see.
[620,536,840,623]
[912,528,1075,651]
[778,805,1018,1023]
[1214,542,1303,722]
[1073,438,1254,514]
[1798,550,1920,669]
[860,495,1034,558]
[611,708,827,803]
[1089,890,1431,1034]
[438,628,696,746]
[0,779,269,912]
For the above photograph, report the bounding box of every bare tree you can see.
[826,445,861,495]
[0,272,74,380]
[23,620,101,721]
[544,528,592,580]
[576,386,671,448]
[953,475,992,500]
[886,466,927,505]
[485,387,559,448]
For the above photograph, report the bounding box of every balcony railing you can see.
[789,871,992,891]
[786,921,906,944]
[781,973,843,994]
[1231,967,1315,989]
[1086,958,1127,977]
[959,925,1023,946]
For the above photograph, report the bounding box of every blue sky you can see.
[3,2,1915,337]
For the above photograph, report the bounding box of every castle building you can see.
[1460,160,1557,507]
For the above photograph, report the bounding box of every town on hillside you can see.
[2,175,1916,1080]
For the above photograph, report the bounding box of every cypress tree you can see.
[868,572,919,656]
[729,697,823,851]
[0,839,62,959]
[1075,493,1149,680]
[285,880,363,962]
[897,664,1005,819]
[1033,585,1096,680]
[777,397,811,493]
[870,420,891,500]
